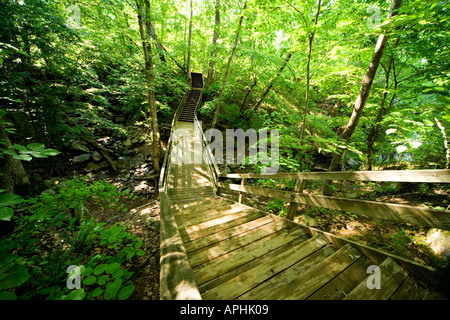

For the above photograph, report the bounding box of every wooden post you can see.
[238,178,247,204]
[286,179,305,220]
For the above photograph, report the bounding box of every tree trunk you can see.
[137,0,161,173]
[253,51,293,112]
[324,0,402,194]
[435,117,450,169]
[186,0,193,80]
[0,123,30,196]
[324,0,402,187]
[206,0,220,89]
[211,1,247,128]
[367,46,398,170]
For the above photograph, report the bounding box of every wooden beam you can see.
[219,169,450,183]
[159,192,202,300]
[218,182,450,231]
[286,179,305,220]
[238,178,247,204]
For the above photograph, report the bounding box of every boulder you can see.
[300,215,318,227]
[72,153,91,164]
[91,151,102,162]
[426,228,450,260]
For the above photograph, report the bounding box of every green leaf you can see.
[43,149,61,156]
[26,143,45,151]
[117,285,135,300]
[65,289,86,300]
[0,269,30,290]
[12,154,32,161]
[97,275,109,285]
[93,264,107,275]
[106,262,120,275]
[104,279,122,300]
[90,287,103,298]
[83,275,96,285]
[0,206,14,221]
[0,193,24,206]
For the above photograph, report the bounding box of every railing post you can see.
[238,178,247,204]
[286,179,305,220]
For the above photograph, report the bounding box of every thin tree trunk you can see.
[367,45,398,170]
[144,0,166,63]
[324,0,402,194]
[435,117,450,169]
[299,0,321,143]
[240,77,257,115]
[211,1,247,128]
[253,51,293,112]
[186,0,193,80]
[206,0,220,89]
[137,0,161,172]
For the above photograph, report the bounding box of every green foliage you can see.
[0,176,141,300]
[266,198,288,217]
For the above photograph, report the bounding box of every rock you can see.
[73,153,91,164]
[91,151,102,162]
[85,161,109,172]
[147,217,160,232]
[300,215,318,227]
[69,140,91,154]
[426,228,450,260]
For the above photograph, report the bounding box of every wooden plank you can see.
[343,257,408,300]
[188,220,288,267]
[264,244,362,300]
[184,215,275,253]
[307,255,374,300]
[199,232,310,294]
[220,169,450,183]
[184,208,259,235]
[193,227,307,285]
[389,275,434,300]
[181,210,263,243]
[201,234,329,300]
[237,243,337,300]
[286,179,305,220]
[299,224,437,285]
[238,177,247,204]
[219,182,450,230]
[176,203,245,227]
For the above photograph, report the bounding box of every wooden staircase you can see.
[168,193,438,300]
[158,72,445,300]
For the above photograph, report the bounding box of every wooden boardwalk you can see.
[162,120,439,300]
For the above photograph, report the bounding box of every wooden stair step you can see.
[307,255,374,300]
[198,227,311,295]
[236,239,337,299]
[264,244,362,300]
[180,209,263,242]
[343,257,408,300]
[188,219,288,267]
[193,227,307,285]
[184,215,276,254]
[201,234,329,300]
[176,203,248,227]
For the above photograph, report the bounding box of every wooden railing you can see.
[219,169,450,231]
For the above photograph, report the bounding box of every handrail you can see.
[219,169,450,183]
[218,169,450,231]
[194,113,220,193]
